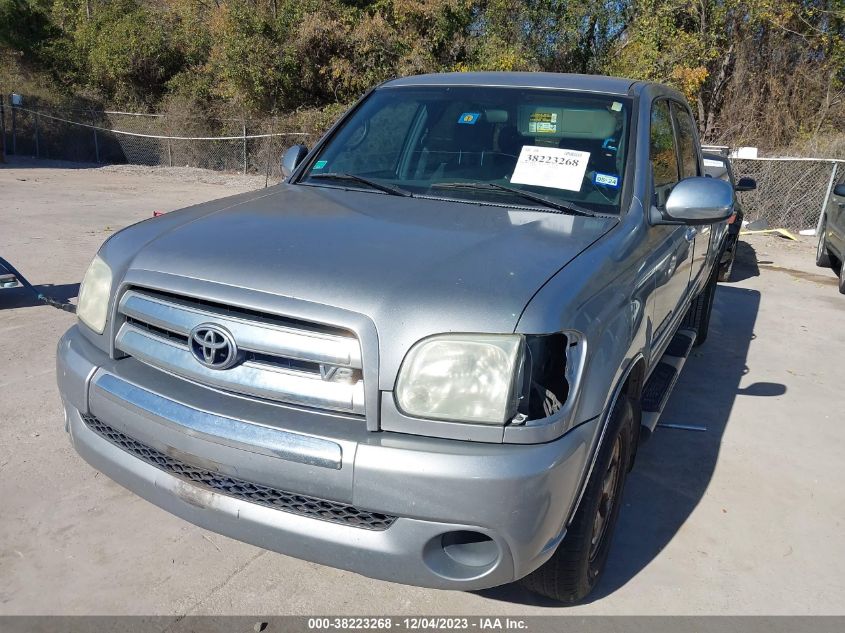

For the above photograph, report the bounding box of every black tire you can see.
[718,240,737,282]
[816,217,832,268]
[682,266,717,346]
[519,397,634,604]
[839,263,845,295]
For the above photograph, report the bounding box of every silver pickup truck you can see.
[57,72,733,603]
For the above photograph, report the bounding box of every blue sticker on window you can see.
[457,112,480,125]
[594,172,620,188]
[312,160,328,170]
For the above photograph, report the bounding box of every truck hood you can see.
[123,184,617,384]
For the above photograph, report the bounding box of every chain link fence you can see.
[1,97,843,229]
[732,158,842,231]
[0,99,319,182]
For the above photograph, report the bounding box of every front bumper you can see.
[57,325,596,590]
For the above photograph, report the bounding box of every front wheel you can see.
[816,217,833,268]
[519,397,634,604]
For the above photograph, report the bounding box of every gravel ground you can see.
[1,158,844,616]
[99,163,271,189]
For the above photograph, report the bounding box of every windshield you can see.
[298,85,631,215]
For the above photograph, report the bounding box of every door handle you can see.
[684,227,697,241]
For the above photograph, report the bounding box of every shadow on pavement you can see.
[0,156,102,170]
[0,283,80,309]
[477,256,781,606]
[728,240,761,282]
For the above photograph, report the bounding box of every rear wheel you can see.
[718,240,737,282]
[682,266,717,346]
[839,263,845,295]
[519,397,634,604]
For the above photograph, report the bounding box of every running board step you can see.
[641,329,697,438]
[642,363,677,413]
[664,328,696,358]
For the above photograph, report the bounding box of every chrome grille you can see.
[83,415,396,530]
[114,288,365,415]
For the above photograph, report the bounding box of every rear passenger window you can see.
[650,100,679,204]
[672,102,699,179]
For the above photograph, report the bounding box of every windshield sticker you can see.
[528,111,558,134]
[594,172,620,188]
[312,160,328,170]
[457,112,480,125]
[611,101,623,112]
[510,146,590,192]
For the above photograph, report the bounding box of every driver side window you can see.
[672,102,700,179]
[330,102,419,176]
[650,100,680,207]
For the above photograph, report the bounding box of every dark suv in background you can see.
[816,173,845,294]
[702,152,756,281]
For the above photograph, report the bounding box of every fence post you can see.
[815,162,839,235]
[10,101,16,155]
[91,111,100,163]
[242,122,247,175]
[34,109,40,158]
[265,135,272,188]
[167,139,172,167]
[0,97,6,161]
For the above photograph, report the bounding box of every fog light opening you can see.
[441,531,498,568]
[422,530,501,581]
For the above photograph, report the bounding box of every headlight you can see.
[394,334,524,424]
[77,255,113,334]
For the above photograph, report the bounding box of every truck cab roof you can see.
[381,71,685,102]
[382,72,641,96]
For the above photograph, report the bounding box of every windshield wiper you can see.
[308,172,412,197]
[432,182,599,217]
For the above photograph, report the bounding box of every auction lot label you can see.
[2,616,843,633]
[510,146,590,191]
[308,617,526,631]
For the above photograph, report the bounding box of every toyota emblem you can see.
[189,323,239,370]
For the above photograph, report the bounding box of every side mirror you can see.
[833,183,845,197]
[281,144,309,180]
[735,177,756,192]
[660,177,734,225]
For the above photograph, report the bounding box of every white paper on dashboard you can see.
[510,146,590,191]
